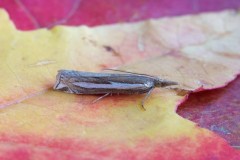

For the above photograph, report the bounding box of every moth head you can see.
[154,78,178,87]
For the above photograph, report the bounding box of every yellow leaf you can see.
[0,9,239,159]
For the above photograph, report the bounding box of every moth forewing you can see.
[70,81,154,94]
[53,69,178,110]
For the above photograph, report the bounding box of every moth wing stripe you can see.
[72,82,148,89]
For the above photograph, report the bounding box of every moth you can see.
[53,69,178,110]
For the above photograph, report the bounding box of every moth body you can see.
[53,69,178,110]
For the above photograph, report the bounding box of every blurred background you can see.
[0,0,239,30]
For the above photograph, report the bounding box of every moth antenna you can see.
[103,68,157,79]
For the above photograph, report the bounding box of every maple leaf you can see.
[0,7,239,160]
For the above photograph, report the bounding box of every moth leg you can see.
[141,88,154,111]
[92,93,110,104]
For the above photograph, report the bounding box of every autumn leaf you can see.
[0,8,240,160]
